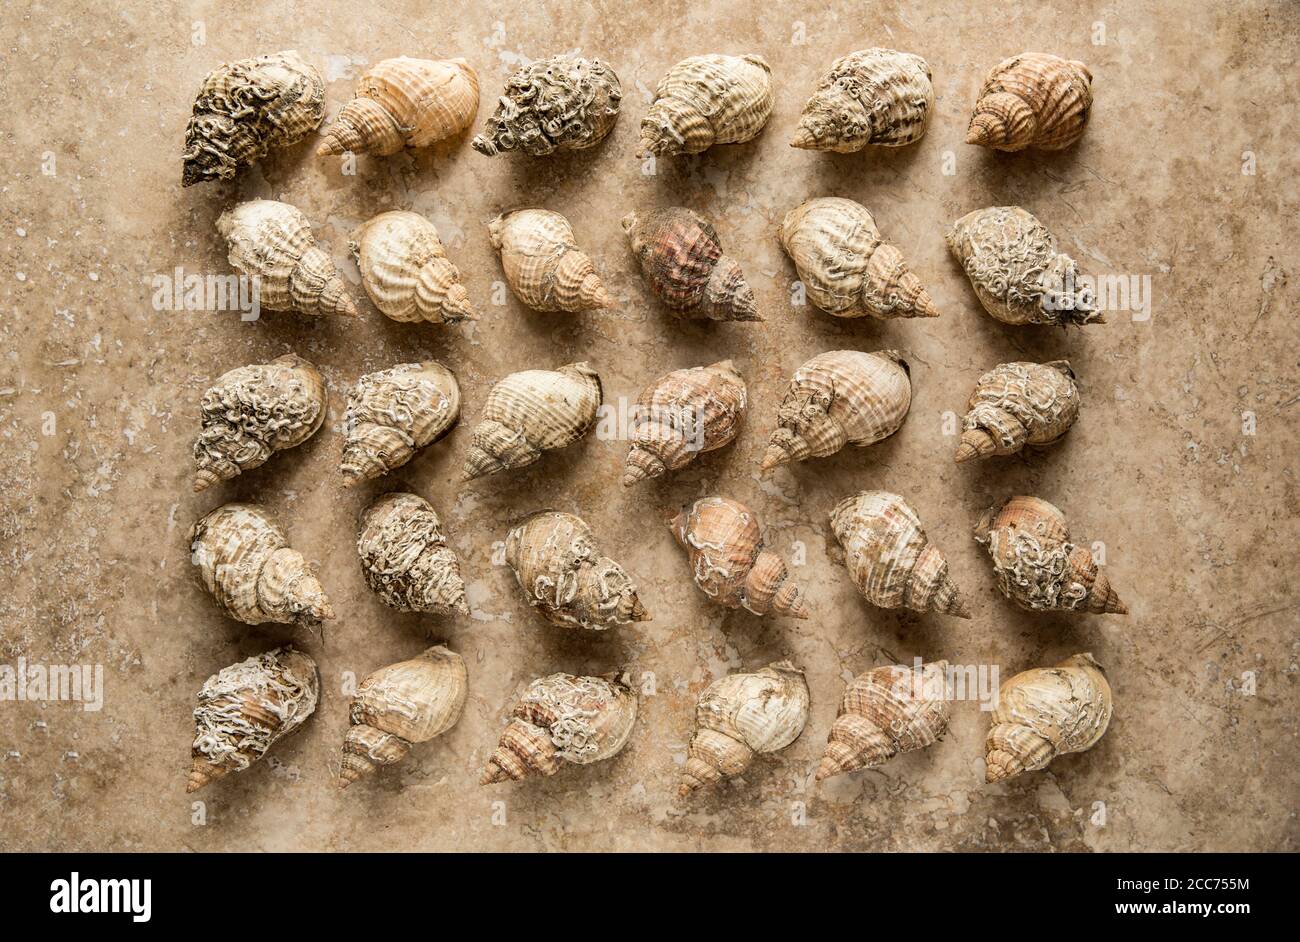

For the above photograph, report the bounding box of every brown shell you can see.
[957,360,1080,462]
[351,211,477,324]
[341,361,461,486]
[622,208,759,321]
[791,48,934,152]
[472,54,621,157]
[967,53,1093,152]
[624,360,747,485]
[488,209,612,313]
[639,54,773,156]
[357,492,468,616]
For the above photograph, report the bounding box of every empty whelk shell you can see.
[622,208,759,321]
[504,511,649,630]
[481,672,637,784]
[216,199,358,319]
[967,53,1092,152]
[182,50,325,187]
[624,360,747,486]
[669,496,810,619]
[779,197,939,319]
[318,57,478,157]
[357,492,468,616]
[791,48,933,152]
[974,496,1127,614]
[679,661,810,796]
[763,350,911,471]
[986,653,1113,783]
[817,661,951,781]
[189,503,334,629]
[947,206,1100,327]
[462,362,602,481]
[341,361,461,487]
[830,491,971,619]
[488,209,612,312]
[351,211,477,324]
[957,360,1080,463]
[338,645,468,789]
[192,353,326,492]
[472,54,621,157]
[188,646,319,792]
[639,54,773,156]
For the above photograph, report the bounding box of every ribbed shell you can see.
[830,492,970,618]
[192,353,326,492]
[986,653,1113,783]
[481,672,637,784]
[352,211,477,324]
[763,350,912,471]
[639,54,773,155]
[462,362,602,480]
[817,661,951,781]
[624,360,747,486]
[341,361,461,486]
[472,54,621,156]
[338,645,468,788]
[679,661,810,796]
[216,199,358,318]
[974,496,1127,614]
[622,208,759,321]
[488,209,612,312]
[188,647,319,792]
[318,57,479,157]
[189,503,333,628]
[357,492,468,616]
[779,197,939,319]
[791,48,933,152]
[669,496,810,619]
[967,53,1092,152]
[182,50,325,187]
[957,360,1080,463]
[947,206,1100,327]
[504,511,649,630]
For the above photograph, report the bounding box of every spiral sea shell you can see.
[351,211,477,324]
[639,54,773,156]
[622,208,759,321]
[472,54,621,157]
[488,209,612,313]
[624,360,747,486]
[957,360,1080,463]
[967,53,1093,152]
[357,492,468,616]
[341,361,461,487]
[791,48,933,152]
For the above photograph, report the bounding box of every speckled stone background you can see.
[1,0,1296,852]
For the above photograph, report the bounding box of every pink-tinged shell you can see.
[351,211,477,324]
[624,360,747,485]
[341,361,461,486]
[488,209,612,312]
[639,54,772,156]
[791,48,933,152]
[357,492,468,616]
[967,53,1092,152]
[957,360,1080,462]
[622,208,759,321]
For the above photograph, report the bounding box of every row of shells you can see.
[182,48,1093,186]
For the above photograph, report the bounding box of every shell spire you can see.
[966,53,1093,152]
[352,211,478,324]
[638,54,773,156]
[340,361,461,486]
[357,492,469,616]
[791,48,934,152]
[956,360,1081,463]
[488,209,612,312]
[623,208,760,321]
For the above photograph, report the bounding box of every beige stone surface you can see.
[1,0,1296,852]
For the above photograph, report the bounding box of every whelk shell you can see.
[472,54,621,157]
[639,54,773,156]
[791,48,933,152]
[352,211,477,324]
[341,361,461,487]
[622,208,759,321]
[624,360,747,486]
[488,209,612,313]
[357,492,469,616]
[967,53,1092,152]
[957,360,1080,463]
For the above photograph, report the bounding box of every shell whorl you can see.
[638,54,773,156]
[966,53,1093,152]
[488,209,612,312]
[956,360,1080,463]
[352,211,478,324]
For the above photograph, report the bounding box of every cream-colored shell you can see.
[624,360,747,485]
[488,209,612,312]
[351,211,477,324]
[763,350,912,470]
[472,55,621,156]
[357,492,468,616]
[967,53,1092,152]
[791,48,933,152]
[957,360,1080,462]
[341,361,461,486]
[779,197,939,319]
[639,54,773,155]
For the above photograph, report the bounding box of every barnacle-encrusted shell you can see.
[986,653,1113,782]
[481,672,637,784]
[830,492,970,618]
[188,646,319,792]
[791,48,933,152]
[957,360,1080,463]
[679,661,810,796]
[189,503,334,628]
[763,350,911,471]
[974,496,1127,614]
[622,208,759,321]
[624,360,747,486]
[182,50,325,187]
[779,197,939,319]
[216,199,359,318]
[817,661,951,781]
[669,496,810,619]
[947,206,1100,327]
[193,353,326,492]
[462,362,602,480]
[639,54,772,156]
[357,492,468,616]
[351,211,477,324]
[488,209,612,312]
[504,511,649,630]
[339,645,468,789]
[341,361,461,486]
[472,54,621,157]
[318,57,479,157]
[967,53,1092,152]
